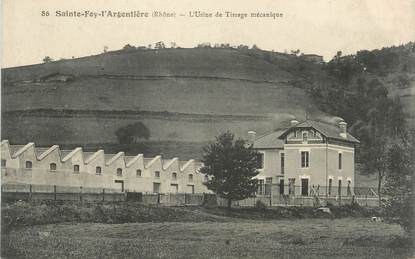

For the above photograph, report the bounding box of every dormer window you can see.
[302,132,308,143]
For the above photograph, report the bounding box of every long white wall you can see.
[0,140,210,194]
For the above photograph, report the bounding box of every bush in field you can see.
[115,122,150,144]
[200,131,260,208]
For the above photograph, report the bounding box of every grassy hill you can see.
[1,48,326,157]
[2,44,414,161]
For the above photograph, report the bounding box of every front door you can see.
[301,178,309,196]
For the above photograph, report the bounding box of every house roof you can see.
[278,120,360,144]
[252,128,287,149]
[253,120,359,149]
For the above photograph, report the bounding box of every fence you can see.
[1,183,213,206]
[1,183,380,207]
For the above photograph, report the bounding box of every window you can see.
[279,179,284,195]
[257,153,264,169]
[49,163,57,171]
[116,168,123,176]
[96,166,102,175]
[1,159,6,167]
[302,132,308,142]
[328,179,332,195]
[73,164,80,173]
[153,182,161,193]
[172,172,177,180]
[154,171,160,178]
[294,130,298,138]
[136,169,142,177]
[188,174,193,182]
[280,153,285,175]
[257,179,264,195]
[338,153,342,170]
[301,151,309,168]
[338,180,342,196]
[25,161,32,169]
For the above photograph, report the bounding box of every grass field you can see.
[2,217,412,259]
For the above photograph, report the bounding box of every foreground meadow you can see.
[2,218,412,259]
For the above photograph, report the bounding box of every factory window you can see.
[1,159,6,167]
[25,161,32,169]
[73,164,80,173]
[50,163,57,171]
[116,168,123,176]
[154,171,160,178]
[136,169,142,177]
[96,166,102,175]
[172,172,177,180]
[188,174,193,182]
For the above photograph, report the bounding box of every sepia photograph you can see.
[1,0,414,258]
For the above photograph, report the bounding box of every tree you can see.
[43,56,53,63]
[122,44,136,51]
[154,41,166,49]
[200,132,260,208]
[115,122,150,144]
[383,136,414,236]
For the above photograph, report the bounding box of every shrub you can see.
[255,200,267,211]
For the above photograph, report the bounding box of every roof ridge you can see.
[254,127,288,141]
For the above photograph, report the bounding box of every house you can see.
[300,54,324,64]
[250,119,359,197]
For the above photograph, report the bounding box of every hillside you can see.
[2,44,414,159]
[1,48,327,156]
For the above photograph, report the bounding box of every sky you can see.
[2,0,415,68]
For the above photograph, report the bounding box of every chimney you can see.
[290,119,299,127]
[248,131,256,145]
[339,121,347,138]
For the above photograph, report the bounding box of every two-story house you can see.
[250,119,359,197]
